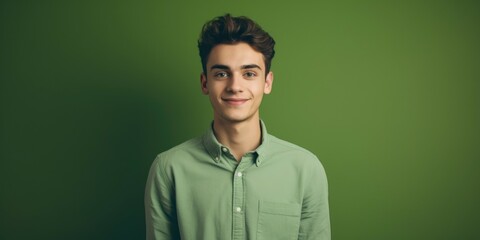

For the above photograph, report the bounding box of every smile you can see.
[222,98,249,106]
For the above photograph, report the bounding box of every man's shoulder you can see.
[162,136,203,153]
[267,134,327,177]
[154,136,204,164]
[267,134,319,162]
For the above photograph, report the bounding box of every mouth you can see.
[222,98,249,106]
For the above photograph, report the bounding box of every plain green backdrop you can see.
[1,0,479,239]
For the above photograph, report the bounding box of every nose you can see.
[226,72,243,93]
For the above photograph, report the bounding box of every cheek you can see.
[252,83,266,95]
[208,85,224,100]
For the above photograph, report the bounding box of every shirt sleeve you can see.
[298,156,331,240]
[144,154,180,240]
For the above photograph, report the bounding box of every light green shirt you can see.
[145,121,330,240]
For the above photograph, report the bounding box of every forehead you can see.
[207,42,265,70]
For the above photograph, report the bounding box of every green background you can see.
[1,0,479,239]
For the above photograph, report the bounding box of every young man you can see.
[145,14,330,240]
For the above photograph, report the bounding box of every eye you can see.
[244,71,257,79]
[214,71,229,79]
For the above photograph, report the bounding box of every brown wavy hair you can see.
[198,14,276,75]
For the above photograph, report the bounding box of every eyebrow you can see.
[210,64,229,71]
[241,64,262,70]
[210,64,262,71]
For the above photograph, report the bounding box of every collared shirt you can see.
[145,121,330,240]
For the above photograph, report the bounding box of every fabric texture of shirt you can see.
[145,120,330,240]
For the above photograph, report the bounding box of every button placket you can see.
[231,156,253,240]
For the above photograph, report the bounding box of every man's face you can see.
[201,42,273,123]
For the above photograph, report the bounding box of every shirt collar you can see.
[202,120,270,166]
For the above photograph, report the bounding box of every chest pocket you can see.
[257,201,301,240]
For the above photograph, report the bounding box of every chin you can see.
[213,107,259,123]
[222,116,248,123]
[219,112,256,123]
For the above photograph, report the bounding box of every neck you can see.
[213,115,262,161]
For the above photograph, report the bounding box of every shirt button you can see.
[221,147,228,152]
[236,207,241,212]
[215,156,219,161]
[237,172,242,177]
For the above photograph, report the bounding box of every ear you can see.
[200,73,209,95]
[264,71,274,94]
